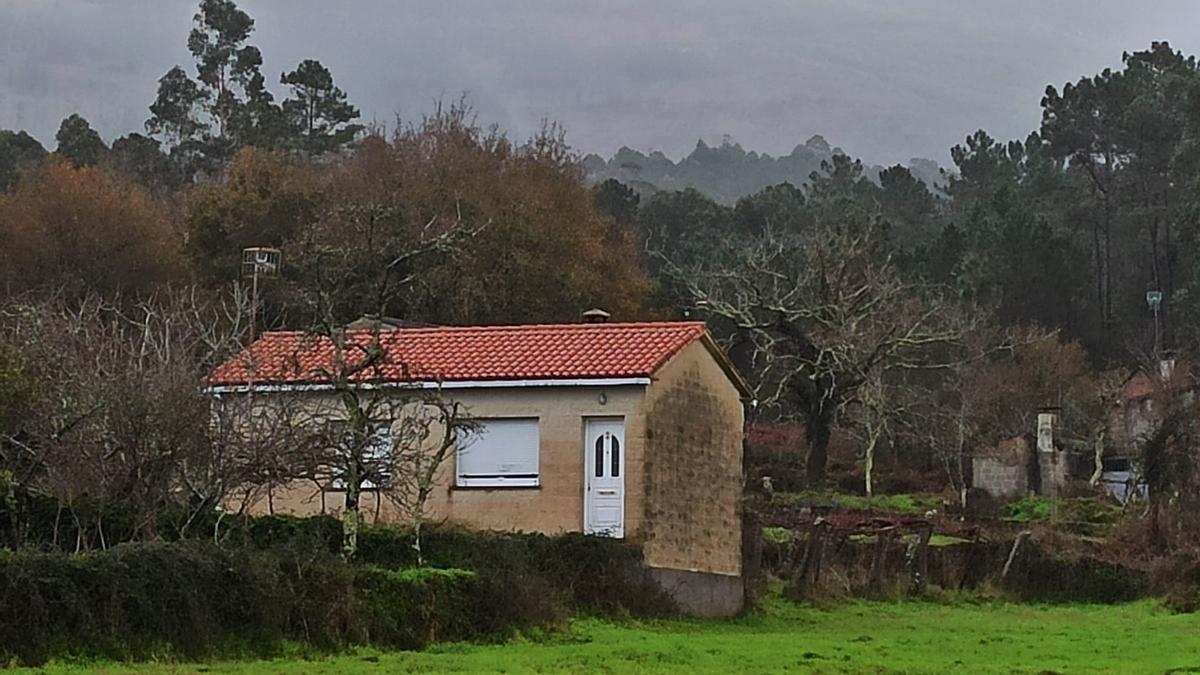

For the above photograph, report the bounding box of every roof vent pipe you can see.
[581,308,611,324]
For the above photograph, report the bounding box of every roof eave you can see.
[205,376,653,394]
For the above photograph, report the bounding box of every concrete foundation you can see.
[649,567,744,618]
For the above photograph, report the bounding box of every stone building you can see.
[207,316,752,617]
[972,408,1073,500]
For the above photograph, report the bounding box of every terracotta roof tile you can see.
[208,321,709,387]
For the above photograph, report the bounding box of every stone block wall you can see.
[972,457,1029,499]
[642,341,744,578]
[972,433,1073,499]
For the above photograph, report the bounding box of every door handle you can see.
[597,489,617,495]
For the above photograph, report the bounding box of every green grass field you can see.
[30,597,1200,674]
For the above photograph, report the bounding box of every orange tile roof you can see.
[208,322,710,387]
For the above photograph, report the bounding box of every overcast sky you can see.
[3,1,1199,165]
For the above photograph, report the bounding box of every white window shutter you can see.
[457,418,540,487]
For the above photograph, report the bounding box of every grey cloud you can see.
[1,0,1198,165]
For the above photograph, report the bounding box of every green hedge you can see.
[0,520,676,666]
[0,541,506,666]
[237,516,675,619]
[357,526,675,618]
[355,567,480,649]
[1,542,301,664]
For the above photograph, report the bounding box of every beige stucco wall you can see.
[641,340,745,577]
[253,384,649,536]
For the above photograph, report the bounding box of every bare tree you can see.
[208,390,318,534]
[273,384,476,562]
[661,219,971,489]
[0,287,249,548]
[283,197,486,557]
[1074,368,1129,486]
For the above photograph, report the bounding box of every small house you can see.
[207,317,751,616]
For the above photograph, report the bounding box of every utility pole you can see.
[1146,289,1163,359]
[242,247,282,345]
[240,247,282,512]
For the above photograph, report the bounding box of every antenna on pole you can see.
[242,247,282,345]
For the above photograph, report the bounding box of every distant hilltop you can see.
[582,135,946,203]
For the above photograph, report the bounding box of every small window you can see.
[595,436,604,477]
[457,418,540,487]
[1103,456,1131,472]
[330,421,392,490]
[611,436,620,477]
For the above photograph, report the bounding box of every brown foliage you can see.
[0,157,184,298]
[183,148,324,285]
[183,107,652,326]
[338,109,651,324]
[964,336,1093,443]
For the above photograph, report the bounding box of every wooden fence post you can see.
[912,523,932,595]
[791,519,832,598]
[1001,530,1032,582]
[869,527,897,595]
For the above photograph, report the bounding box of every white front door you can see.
[584,418,625,538]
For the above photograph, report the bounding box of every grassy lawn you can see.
[769,491,944,515]
[30,597,1200,674]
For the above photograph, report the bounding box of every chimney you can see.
[1036,406,1060,454]
[345,315,428,331]
[581,308,611,324]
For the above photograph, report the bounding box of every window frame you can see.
[455,417,541,488]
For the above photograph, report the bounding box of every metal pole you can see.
[250,262,259,345]
[1153,304,1161,359]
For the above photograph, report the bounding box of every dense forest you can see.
[4,0,1200,555]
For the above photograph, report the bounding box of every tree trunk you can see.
[792,520,831,597]
[864,426,881,498]
[805,415,831,489]
[412,490,429,566]
[2,473,21,549]
[343,479,360,559]
[954,407,969,510]
[1089,429,1105,486]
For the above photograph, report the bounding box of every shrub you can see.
[762,526,794,547]
[0,542,297,665]
[356,527,674,619]
[355,567,479,648]
[1002,496,1054,523]
[1005,546,1147,604]
[1001,496,1123,527]
[0,541,491,666]
[0,523,676,665]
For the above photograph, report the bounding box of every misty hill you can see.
[582,135,946,203]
